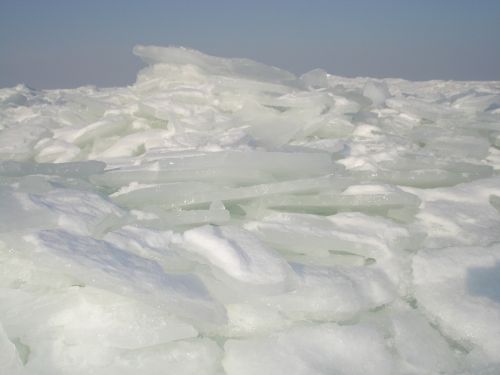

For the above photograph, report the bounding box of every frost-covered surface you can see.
[1,46,500,374]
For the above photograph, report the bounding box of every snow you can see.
[183,225,292,289]
[1,45,500,374]
[223,323,395,375]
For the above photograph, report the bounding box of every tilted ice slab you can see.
[1,45,500,374]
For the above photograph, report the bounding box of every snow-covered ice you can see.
[1,45,500,374]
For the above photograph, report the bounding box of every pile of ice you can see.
[1,46,500,375]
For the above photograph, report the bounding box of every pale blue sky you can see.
[1,0,499,89]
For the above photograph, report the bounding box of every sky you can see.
[1,0,499,89]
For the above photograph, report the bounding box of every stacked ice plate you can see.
[1,46,500,375]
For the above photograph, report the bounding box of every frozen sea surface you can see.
[1,46,500,374]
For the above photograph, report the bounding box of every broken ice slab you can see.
[57,94,109,126]
[154,150,334,179]
[92,150,334,188]
[410,121,495,155]
[244,115,306,147]
[311,117,355,138]
[0,160,106,178]
[354,168,489,188]
[68,114,131,146]
[244,213,345,257]
[130,204,231,229]
[238,92,335,146]
[24,229,226,325]
[244,212,409,261]
[452,92,500,113]
[33,137,82,163]
[111,175,340,209]
[386,97,461,122]
[91,167,273,188]
[264,264,396,321]
[424,135,491,160]
[133,45,298,85]
[248,184,421,216]
[375,158,493,191]
[379,157,493,180]
[300,68,330,89]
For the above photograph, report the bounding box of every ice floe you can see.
[1,45,500,374]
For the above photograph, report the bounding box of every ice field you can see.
[1,46,500,374]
